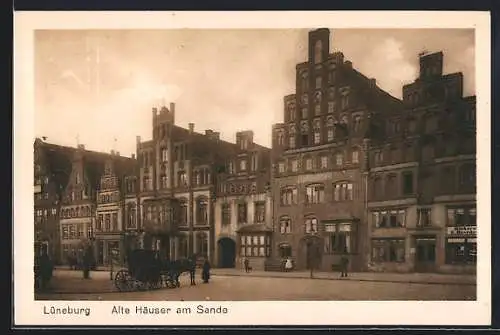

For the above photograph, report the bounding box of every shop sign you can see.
[447,225,476,236]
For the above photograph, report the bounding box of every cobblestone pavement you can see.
[36,269,476,301]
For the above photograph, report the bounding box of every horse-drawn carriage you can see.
[113,249,196,292]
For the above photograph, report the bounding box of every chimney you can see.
[77,144,85,150]
[136,136,141,143]
[170,102,175,113]
[152,107,158,116]
[132,154,136,159]
[188,123,195,133]
[344,60,352,69]
[205,129,213,136]
[369,78,376,88]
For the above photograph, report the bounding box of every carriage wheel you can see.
[114,270,132,292]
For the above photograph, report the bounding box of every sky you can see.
[34,28,475,157]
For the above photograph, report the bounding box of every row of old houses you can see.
[34,28,476,274]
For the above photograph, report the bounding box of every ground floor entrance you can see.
[217,237,236,268]
[414,236,437,273]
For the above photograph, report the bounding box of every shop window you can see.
[324,223,353,254]
[371,239,405,262]
[240,234,270,257]
[445,238,476,265]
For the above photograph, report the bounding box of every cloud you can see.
[357,37,418,98]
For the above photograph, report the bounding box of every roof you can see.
[236,224,273,233]
[34,138,137,192]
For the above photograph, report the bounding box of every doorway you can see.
[218,238,236,268]
[414,237,436,272]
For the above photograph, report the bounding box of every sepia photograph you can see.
[14,11,491,326]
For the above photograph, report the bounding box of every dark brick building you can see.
[366,51,476,274]
[270,28,403,272]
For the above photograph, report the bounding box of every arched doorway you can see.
[218,238,236,268]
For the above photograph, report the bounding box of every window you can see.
[196,233,208,257]
[371,239,405,262]
[280,187,298,206]
[51,208,57,216]
[313,130,321,144]
[315,77,322,89]
[277,131,285,146]
[459,164,475,186]
[97,214,103,231]
[228,161,235,174]
[372,210,406,228]
[160,175,167,189]
[305,158,313,171]
[240,159,247,171]
[341,94,350,109]
[289,135,296,149]
[221,203,231,225]
[328,102,335,114]
[441,166,455,193]
[278,162,285,173]
[446,239,476,265]
[386,174,397,196]
[104,214,111,231]
[301,107,308,119]
[353,115,362,133]
[417,208,432,227]
[333,182,354,201]
[304,218,318,234]
[178,236,189,259]
[314,40,322,64]
[327,128,335,142]
[142,176,150,191]
[402,171,414,195]
[328,70,336,84]
[291,160,298,172]
[240,233,270,257]
[447,207,476,226]
[374,151,383,164]
[127,205,136,229]
[77,223,84,238]
[251,154,258,171]
[161,148,168,162]
[254,202,266,223]
[196,198,208,225]
[424,115,437,133]
[324,223,353,254]
[351,150,359,164]
[69,224,76,239]
[178,172,187,187]
[76,172,81,184]
[301,133,309,146]
[237,203,247,224]
[335,153,343,166]
[62,225,69,239]
[320,156,328,169]
[179,200,188,225]
[305,184,325,204]
[422,143,435,161]
[279,216,292,234]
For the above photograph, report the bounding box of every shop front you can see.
[94,234,124,267]
[442,225,476,274]
[237,224,272,271]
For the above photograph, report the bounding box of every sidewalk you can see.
[43,267,476,295]
[211,268,477,286]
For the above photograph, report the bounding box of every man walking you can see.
[244,257,250,273]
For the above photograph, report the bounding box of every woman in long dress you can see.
[285,257,293,272]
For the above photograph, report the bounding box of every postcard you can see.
[13,10,491,326]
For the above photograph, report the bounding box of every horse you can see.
[163,255,197,287]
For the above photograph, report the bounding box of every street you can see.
[36,269,476,301]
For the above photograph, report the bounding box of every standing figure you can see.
[82,246,92,279]
[201,259,211,283]
[189,254,196,286]
[340,254,349,278]
[244,257,250,273]
[284,257,293,272]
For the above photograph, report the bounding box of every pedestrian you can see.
[201,258,211,284]
[340,254,349,278]
[82,246,92,279]
[285,257,293,272]
[244,257,250,273]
